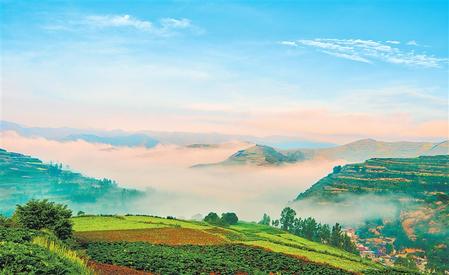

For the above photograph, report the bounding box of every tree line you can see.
[259,207,358,254]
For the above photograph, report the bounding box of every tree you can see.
[13,199,73,239]
[342,234,358,254]
[318,224,331,244]
[221,212,238,225]
[77,211,85,216]
[272,219,279,227]
[333,165,342,173]
[330,223,343,247]
[302,217,318,240]
[259,213,271,225]
[204,212,221,224]
[280,207,296,231]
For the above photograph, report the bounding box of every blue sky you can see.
[1,0,448,143]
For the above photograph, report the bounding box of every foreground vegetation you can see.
[87,242,351,274]
[71,214,408,273]
[0,198,420,274]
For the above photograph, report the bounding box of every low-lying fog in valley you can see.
[1,131,344,221]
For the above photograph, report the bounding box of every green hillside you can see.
[295,155,449,273]
[70,215,410,274]
[0,148,143,216]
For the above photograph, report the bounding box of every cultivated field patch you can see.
[75,227,228,245]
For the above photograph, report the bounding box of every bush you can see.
[0,226,40,243]
[13,199,73,239]
[0,242,90,274]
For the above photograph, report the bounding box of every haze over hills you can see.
[194,139,449,167]
[295,138,449,162]
[0,148,144,216]
[0,120,333,149]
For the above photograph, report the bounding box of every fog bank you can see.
[1,131,342,221]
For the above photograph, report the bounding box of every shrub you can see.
[0,242,90,274]
[32,236,93,274]
[13,199,73,239]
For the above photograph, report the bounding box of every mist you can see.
[290,194,400,227]
[0,131,342,221]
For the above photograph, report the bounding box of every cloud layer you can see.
[0,131,341,220]
[280,38,448,68]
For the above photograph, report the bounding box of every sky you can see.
[1,0,448,143]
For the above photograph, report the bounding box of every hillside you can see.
[70,215,408,274]
[0,148,144,216]
[294,155,449,273]
[193,144,305,167]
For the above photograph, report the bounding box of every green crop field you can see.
[71,215,393,273]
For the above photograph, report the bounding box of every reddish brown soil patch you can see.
[75,227,227,245]
[88,261,152,275]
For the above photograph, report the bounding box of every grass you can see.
[244,240,373,273]
[32,236,95,275]
[72,216,169,231]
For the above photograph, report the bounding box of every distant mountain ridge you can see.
[193,139,448,167]
[294,138,449,162]
[0,120,333,149]
[192,144,305,167]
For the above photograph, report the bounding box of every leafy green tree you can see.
[221,212,238,225]
[280,207,296,231]
[13,199,73,239]
[204,212,221,224]
[341,234,358,254]
[77,211,85,216]
[330,223,342,247]
[302,217,318,240]
[272,219,279,227]
[318,224,331,244]
[258,213,271,225]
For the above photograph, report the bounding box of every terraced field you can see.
[72,215,398,274]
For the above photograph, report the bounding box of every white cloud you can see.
[64,14,200,36]
[280,38,447,68]
[407,40,418,46]
[386,40,400,45]
[160,18,192,29]
[279,41,298,47]
[86,14,153,30]
[322,50,371,63]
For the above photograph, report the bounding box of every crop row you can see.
[87,242,352,274]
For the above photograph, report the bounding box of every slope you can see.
[0,148,144,216]
[294,155,449,272]
[71,215,402,274]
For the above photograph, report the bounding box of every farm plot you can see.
[75,227,228,245]
[86,242,353,275]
